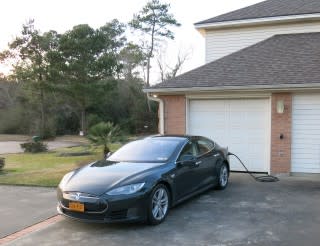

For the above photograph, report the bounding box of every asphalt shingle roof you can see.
[151,32,320,89]
[196,0,320,25]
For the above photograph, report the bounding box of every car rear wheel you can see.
[217,163,229,190]
[147,184,170,225]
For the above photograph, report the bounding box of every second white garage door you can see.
[292,94,320,173]
[188,98,270,172]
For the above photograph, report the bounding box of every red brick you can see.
[270,93,292,174]
[160,95,186,135]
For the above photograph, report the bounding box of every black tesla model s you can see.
[57,135,230,225]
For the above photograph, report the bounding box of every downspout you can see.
[147,93,164,135]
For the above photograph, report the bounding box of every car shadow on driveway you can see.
[4,173,320,246]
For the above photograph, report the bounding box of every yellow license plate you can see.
[69,202,84,212]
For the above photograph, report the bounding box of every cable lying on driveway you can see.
[228,152,279,182]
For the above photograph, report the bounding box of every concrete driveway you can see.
[2,174,320,246]
[0,185,56,238]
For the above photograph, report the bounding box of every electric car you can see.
[57,135,230,225]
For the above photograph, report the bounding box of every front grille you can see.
[62,192,108,213]
[61,208,128,221]
[106,209,128,220]
[64,210,105,221]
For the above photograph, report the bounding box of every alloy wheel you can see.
[220,165,228,187]
[151,187,169,221]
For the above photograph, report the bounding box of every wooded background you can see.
[0,0,186,138]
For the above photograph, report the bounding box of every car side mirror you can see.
[176,154,195,167]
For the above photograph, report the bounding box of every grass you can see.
[0,143,121,187]
[54,135,90,144]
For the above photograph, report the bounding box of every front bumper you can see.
[57,189,149,223]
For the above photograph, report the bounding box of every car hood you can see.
[61,159,163,196]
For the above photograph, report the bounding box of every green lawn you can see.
[0,144,121,187]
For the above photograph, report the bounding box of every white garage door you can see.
[292,94,320,173]
[188,99,270,173]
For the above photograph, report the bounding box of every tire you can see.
[216,163,229,190]
[147,184,170,225]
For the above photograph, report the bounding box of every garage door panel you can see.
[293,131,320,136]
[297,110,320,120]
[188,99,270,173]
[294,120,320,125]
[190,101,225,111]
[293,104,320,108]
[292,167,320,173]
[292,164,320,171]
[294,127,320,131]
[292,139,320,144]
[292,153,320,159]
[292,94,320,173]
[292,148,320,153]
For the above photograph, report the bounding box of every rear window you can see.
[197,139,215,155]
[108,138,181,162]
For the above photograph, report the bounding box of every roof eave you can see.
[195,13,320,31]
[143,83,320,94]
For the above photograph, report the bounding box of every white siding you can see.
[188,98,270,173]
[205,21,320,63]
[291,94,320,173]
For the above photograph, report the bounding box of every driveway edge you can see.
[0,215,62,245]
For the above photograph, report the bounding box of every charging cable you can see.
[228,152,279,182]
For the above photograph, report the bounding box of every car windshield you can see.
[108,138,182,162]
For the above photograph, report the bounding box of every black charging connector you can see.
[228,152,279,182]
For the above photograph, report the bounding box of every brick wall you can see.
[160,95,186,135]
[270,93,292,174]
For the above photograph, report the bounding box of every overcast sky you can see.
[0,0,262,82]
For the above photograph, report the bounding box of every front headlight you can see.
[59,171,74,188]
[106,182,145,195]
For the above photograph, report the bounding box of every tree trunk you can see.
[103,144,110,158]
[145,23,155,113]
[80,109,86,135]
[146,56,152,112]
[146,56,151,87]
[39,82,46,138]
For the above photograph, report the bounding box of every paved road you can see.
[3,174,320,246]
[0,141,81,154]
[0,185,57,238]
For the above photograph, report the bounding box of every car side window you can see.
[178,141,198,161]
[197,139,214,156]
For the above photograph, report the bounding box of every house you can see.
[144,0,320,175]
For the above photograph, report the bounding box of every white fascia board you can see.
[195,13,320,31]
[143,83,320,94]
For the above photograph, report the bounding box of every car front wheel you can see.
[147,184,170,225]
[217,163,229,190]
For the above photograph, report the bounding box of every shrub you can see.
[20,141,48,153]
[88,122,121,157]
[57,151,92,157]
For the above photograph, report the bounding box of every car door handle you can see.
[195,161,202,166]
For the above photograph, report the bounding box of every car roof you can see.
[147,135,202,141]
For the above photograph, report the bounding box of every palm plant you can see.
[87,122,121,157]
